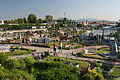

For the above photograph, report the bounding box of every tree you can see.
[28,14,37,23]
[77,24,83,27]
[63,17,68,24]
[24,57,35,73]
[17,18,24,24]
[81,73,95,80]
[45,15,53,21]
[37,18,43,23]
[23,17,27,23]
[4,20,10,24]
[95,74,105,80]
[0,53,8,66]
[37,68,79,80]
[5,59,21,70]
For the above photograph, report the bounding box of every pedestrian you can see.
[59,42,62,54]
[29,37,32,44]
[53,46,57,56]
[41,53,44,60]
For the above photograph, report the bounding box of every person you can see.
[53,46,57,56]
[53,42,57,56]
[53,42,56,48]
[29,38,32,44]
[59,42,62,54]
[41,53,44,60]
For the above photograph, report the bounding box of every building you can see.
[36,36,52,44]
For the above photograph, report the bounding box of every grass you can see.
[83,54,103,59]
[108,65,120,76]
[95,48,110,54]
[4,48,32,56]
[32,42,83,50]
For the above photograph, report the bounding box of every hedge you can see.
[31,43,51,48]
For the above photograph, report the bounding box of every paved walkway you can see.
[9,45,120,65]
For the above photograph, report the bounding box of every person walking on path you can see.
[59,42,63,54]
[53,42,58,56]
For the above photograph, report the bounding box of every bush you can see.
[31,43,50,48]
[37,68,79,80]
[81,73,95,80]
[0,42,18,44]
[95,74,105,80]
[0,53,8,66]
[20,47,33,51]
[44,51,50,57]
[5,49,32,56]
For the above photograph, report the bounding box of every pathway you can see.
[10,45,120,65]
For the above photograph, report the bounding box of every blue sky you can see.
[0,0,120,21]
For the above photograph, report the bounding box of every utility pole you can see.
[64,12,66,18]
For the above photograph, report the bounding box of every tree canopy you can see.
[28,14,37,23]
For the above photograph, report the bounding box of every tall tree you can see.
[45,15,53,21]
[28,14,37,23]
[23,17,27,23]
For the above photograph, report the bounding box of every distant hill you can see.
[79,18,113,22]
[79,18,100,21]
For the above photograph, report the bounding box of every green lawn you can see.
[95,48,110,54]
[108,65,120,76]
[5,49,32,56]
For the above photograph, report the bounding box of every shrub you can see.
[31,43,50,48]
[44,50,50,57]
[81,73,95,80]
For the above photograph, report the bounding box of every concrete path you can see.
[9,45,120,65]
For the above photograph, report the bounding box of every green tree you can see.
[5,59,21,70]
[23,17,27,23]
[77,24,83,27]
[4,20,10,24]
[45,15,53,21]
[81,73,95,80]
[63,17,68,24]
[37,68,79,80]
[17,18,24,24]
[95,74,105,80]
[37,18,43,23]
[0,53,8,66]
[24,57,35,73]
[28,14,37,23]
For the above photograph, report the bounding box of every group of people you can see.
[53,42,63,56]
[22,37,32,45]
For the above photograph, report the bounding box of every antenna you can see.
[64,12,66,18]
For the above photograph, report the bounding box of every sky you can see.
[0,0,120,21]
